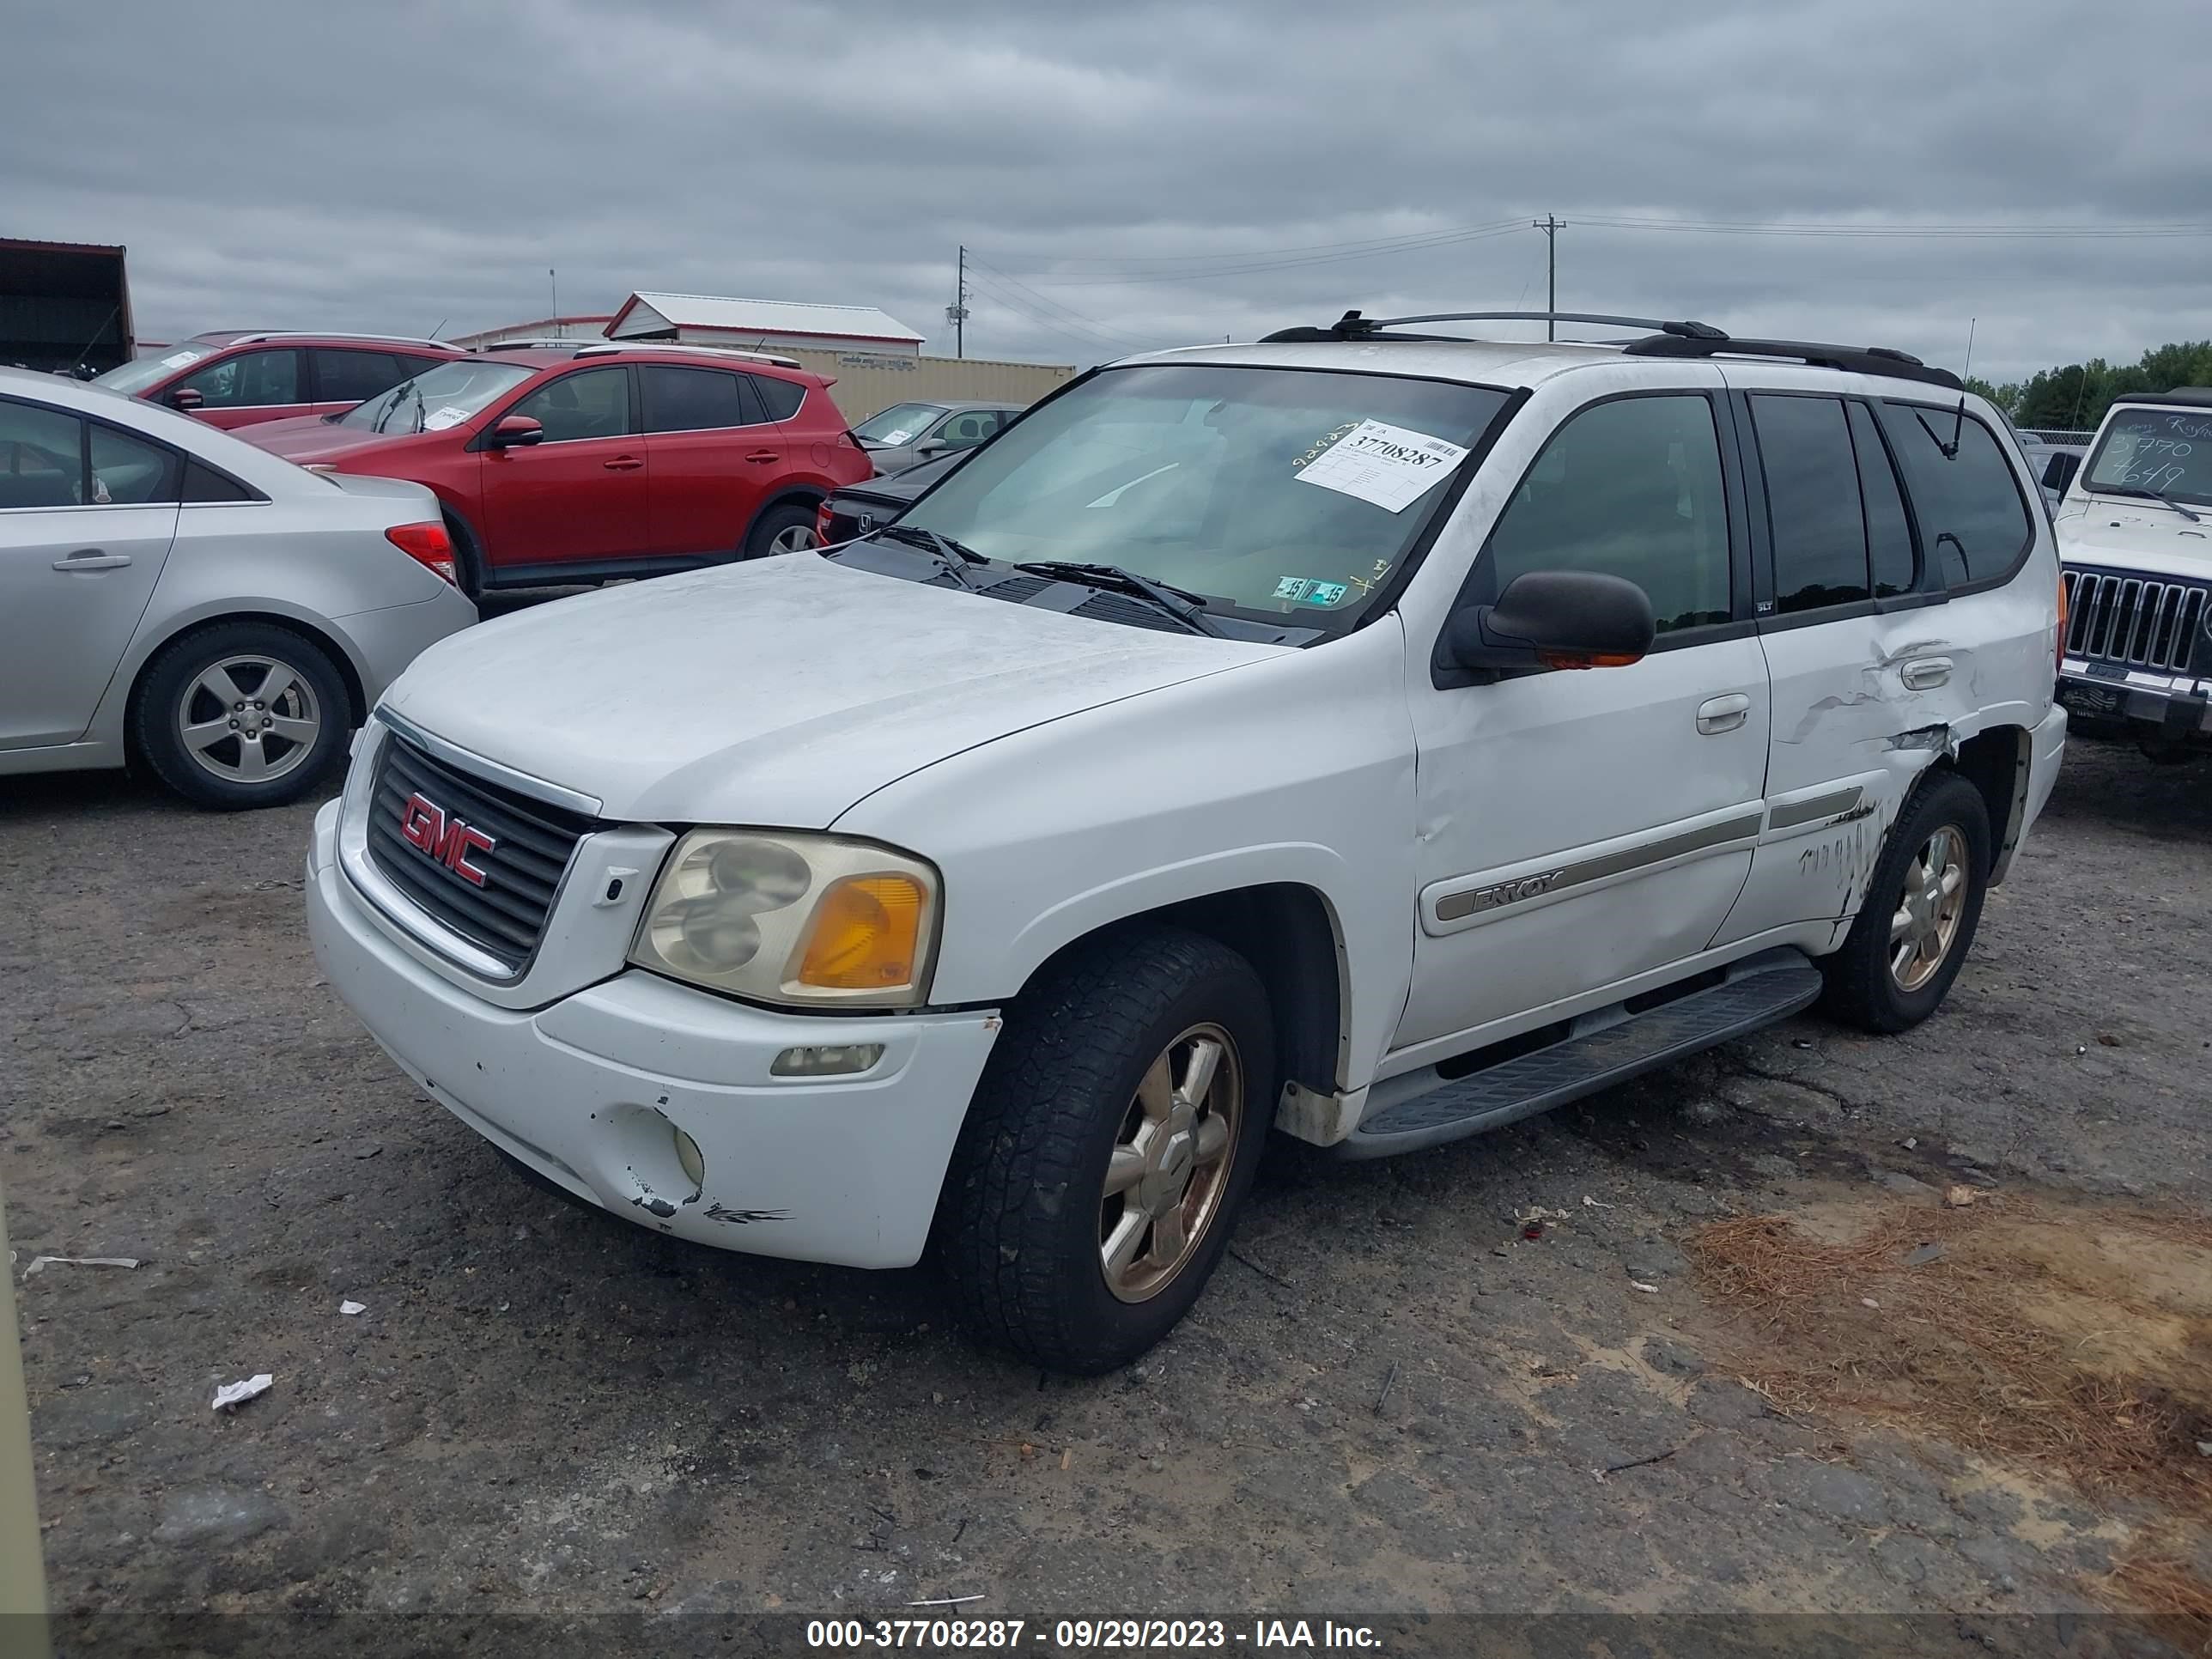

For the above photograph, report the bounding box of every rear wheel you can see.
[133,622,350,810]
[934,924,1275,1374]
[742,501,819,560]
[442,509,489,600]
[1817,773,1991,1033]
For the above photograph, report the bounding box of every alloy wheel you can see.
[1098,1023,1243,1304]
[1889,825,1968,992]
[769,524,817,554]
[176,654,322,787]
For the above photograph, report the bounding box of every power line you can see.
[1003,222,1532,288]
[963,258,1160,348]
[961,270,1152,356]
[1573,214,2212,240]
[990,216,1529,274]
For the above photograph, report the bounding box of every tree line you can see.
[1966,340,2212,432]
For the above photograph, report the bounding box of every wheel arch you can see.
[122,610,367,769]
[741,487,829,550]
[1942,723,2033,885]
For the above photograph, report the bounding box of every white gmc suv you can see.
[2051,388,2212,759]
[306,310,2068,1373]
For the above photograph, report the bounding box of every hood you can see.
[2057,499,2212,581]
[379,555,1282,827]
[244,416,422,464]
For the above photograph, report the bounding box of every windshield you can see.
[336,359,533,434]
[854,403,946,446]
[2081,404,2212,506]
[896,363,1510,629]
[94,345,214,395]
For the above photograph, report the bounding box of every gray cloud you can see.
[5,0,2209,386]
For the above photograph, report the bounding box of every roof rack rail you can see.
[1261,309,1726,343]
[227,330,457,350]
[1620,332,1962,390]
[1257,308,1963,391]
[482,337,803,370]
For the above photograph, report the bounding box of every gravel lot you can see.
[3,724,2209,1656]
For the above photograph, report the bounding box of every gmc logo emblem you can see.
[398,792,496,888]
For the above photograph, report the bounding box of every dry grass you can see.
[2105,1545,2212,1652]
[1686,1196,2212,1517]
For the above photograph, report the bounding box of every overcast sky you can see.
[7,0,2209,387]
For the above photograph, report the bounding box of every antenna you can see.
[1948,316,1975,457]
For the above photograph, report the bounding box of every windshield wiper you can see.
[370,377,419,434]
[1012,560,1227,637]
[874,522,992,589]
[2095,483,2203,523]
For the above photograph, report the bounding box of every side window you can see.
[1847,402,1916,598]
[1878,403,2033,589]
[0,399,85,508]
[312,349,412,404]
[88,422,181,504]
[1485,393,1733,634]
[937,410,1000,450]
[639,366,753,434]
[1751,394,1869,615]
[179,349,300,408]
[181,459,258,502]
[750,374,805,422]
[509,368,633,443]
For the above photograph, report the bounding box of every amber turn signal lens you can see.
[794,874,926,990]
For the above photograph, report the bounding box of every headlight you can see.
[628,830,940,1008]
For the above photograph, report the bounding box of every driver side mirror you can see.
[913,439,948,459]
[166,386,204,412]
[2044,453,2081,494]
[1443,570,1656,674]
[486,415,544,449]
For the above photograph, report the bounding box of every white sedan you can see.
[0,366,477,808]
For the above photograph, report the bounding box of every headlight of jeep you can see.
[628,830,940,1007]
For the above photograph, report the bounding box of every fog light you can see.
[673,1127,706,1189]
[770,1042,885,1078]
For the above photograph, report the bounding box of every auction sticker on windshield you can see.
[1294,419,1469,512]
[423,406,471,431]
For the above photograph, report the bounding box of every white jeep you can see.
[306,310,2068,1373]
[2051,389,2212,760]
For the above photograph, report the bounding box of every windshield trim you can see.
[883,361,1527,641]
[2080,404,2212,508]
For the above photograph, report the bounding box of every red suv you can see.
[90,331,465,429]
[241,342,872,594]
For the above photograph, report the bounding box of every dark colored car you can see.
[815,447,965,545]
[242,342,873,595]
[91,332,465,429]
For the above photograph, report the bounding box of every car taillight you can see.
[815,501,836,544]
[2055,570,2069,678]
[386,520,458,586]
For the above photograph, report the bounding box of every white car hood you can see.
[2057,499,2212,581]
[379,555,1281,827]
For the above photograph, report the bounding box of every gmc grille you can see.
[366,732,597,975]
[2063,568,2209,676]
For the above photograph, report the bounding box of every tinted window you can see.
[182,459,257,502]
[751,374,805,422]
[312,349,414,404]
[1752,395,1869,615]
[1879,404,2033,587]
[0,399,84,508]
[1486,394,1732,634]
[88,422,180,504]
[640,366,753,433]
[511,368,632,443]
[1848,402,1916,598]
[936,409,1003,450]
[179,348,300,408]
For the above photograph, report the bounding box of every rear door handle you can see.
[53,550,131,572]
[744,450,780,465]
[602,456,643,471]
[1696,692,1752,734]
[1901,656,1953,690]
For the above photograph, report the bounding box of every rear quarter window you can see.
[1876,402,2033,590]
[750,375,805,422]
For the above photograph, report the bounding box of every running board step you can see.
[1343,949,1823,1159]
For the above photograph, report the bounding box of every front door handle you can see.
[1696,692,1752,734]
[53,550,131,572]
[744,449,780,465]
[602,456,643,471]
[1901,656,1953,690]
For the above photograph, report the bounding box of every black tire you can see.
[742,501,820,561]
[933,924,1276,1374]
[1817,772,1992,1034]
[132,621,351,811]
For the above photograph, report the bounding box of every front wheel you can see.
[741,501,819,560]
[934,925,1276,1374]
[1817,772,1991,1033]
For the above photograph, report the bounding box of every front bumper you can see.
[2057,661,2212,745]
[306,800,1001,1268]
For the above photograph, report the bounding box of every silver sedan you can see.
[0,366,477,809]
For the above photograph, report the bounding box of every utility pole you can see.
[947,246,969,360]
[1534,216,1560,339]
[549,269,558,336]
